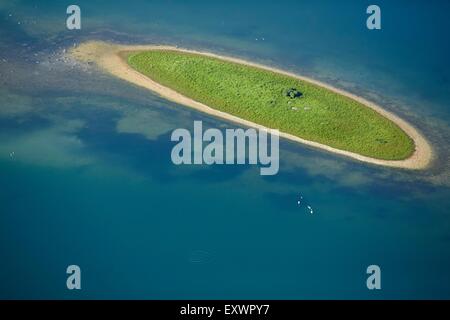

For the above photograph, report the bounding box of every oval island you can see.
[70,41,432,169]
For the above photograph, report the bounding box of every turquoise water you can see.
[0,0,449,299]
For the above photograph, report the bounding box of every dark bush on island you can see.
[285,88,302,99]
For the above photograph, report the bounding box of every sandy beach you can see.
[69,40,433,169]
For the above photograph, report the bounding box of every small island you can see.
[70,41,432,169]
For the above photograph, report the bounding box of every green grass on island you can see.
[127,50,415,160]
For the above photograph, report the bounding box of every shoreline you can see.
[70,41,433,169]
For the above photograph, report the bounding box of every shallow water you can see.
[0,0,449,299]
